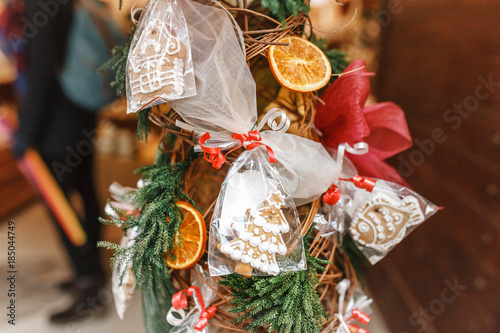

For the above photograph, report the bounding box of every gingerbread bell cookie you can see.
[341,177,438,264]
[126,0,195,113]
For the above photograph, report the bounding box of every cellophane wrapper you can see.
[112,227,138,319]
[314,201,347,245]
[208,148,307,276]
[170,265,217,333]
[126,0,195,113]
[342,179,438,264]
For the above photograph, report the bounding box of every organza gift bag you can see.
[208,148,307,276]
[169,0,341,205]
[126,0,195,113]
[341,177,438,264]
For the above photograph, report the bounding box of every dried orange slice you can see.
[268,36,332,92]
[166,201,206,269]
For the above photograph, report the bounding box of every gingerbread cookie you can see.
[128,18,186,108]
[349,193,425,254]
[219,191,290,276]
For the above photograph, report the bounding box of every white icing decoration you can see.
[358,222,370,233]
[278,244,287,255]
[249,237,261,247]
[129,18,184,100]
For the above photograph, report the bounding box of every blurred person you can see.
[11,0,124,324]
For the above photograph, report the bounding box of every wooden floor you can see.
[367,1,500,332]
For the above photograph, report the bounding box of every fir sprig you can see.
[100,26,134,97]
[220,229,330,333]
[98,156,197,291]
[137,108,151,141]
[260,0,310,22]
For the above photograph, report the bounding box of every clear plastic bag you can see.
[335,279,373,333]
[112,227,138,319]
[208,148,307,276]
[314,198,348,245]
[104,181,137,221]
[168,265,218,333]
[126,0,195,113]
[342,178,438,264]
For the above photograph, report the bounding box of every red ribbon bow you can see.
[199,130,276,170]
[314,59,412,186]
[340,175,376,192]
[199,133,227,169]
[171,286,217,331]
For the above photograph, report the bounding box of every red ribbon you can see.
[340,175,376,192]
[347,324,371,333]
[194,306,217,331]
[171,286,217,331]
[199,130,276,170]
[345,308,371,332]
[199,133,226,169]
[346,308,371,325]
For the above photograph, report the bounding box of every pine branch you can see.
[137,108,151,141]
[260,0,310,22]
[219,228,330,333]
[98,155,198,291]
[99,26,135,97]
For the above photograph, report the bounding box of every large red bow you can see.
[315,60,412,185]
[171,286,217,331]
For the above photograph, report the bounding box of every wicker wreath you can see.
[145,1,358,331]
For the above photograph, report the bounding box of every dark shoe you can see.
[58,274,107,292]
[49,285,109,324]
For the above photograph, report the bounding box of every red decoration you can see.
[199,133,226,169]
[340,175,376,192]
[171,286,217,331]
[323,184,342,205]
[345,308,372,333]
[350,308,371,325]
[200,130,276,170]
[314,60,412,185]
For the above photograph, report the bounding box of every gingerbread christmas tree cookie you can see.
[219,191,290,276]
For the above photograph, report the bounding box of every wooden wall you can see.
[367,1,500,332]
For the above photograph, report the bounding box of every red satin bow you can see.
[172,286,217,331]
[199,130,276,170]
[314,59,412,185]
[340,175,376,192]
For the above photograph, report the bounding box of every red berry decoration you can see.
[323,184,342,205]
